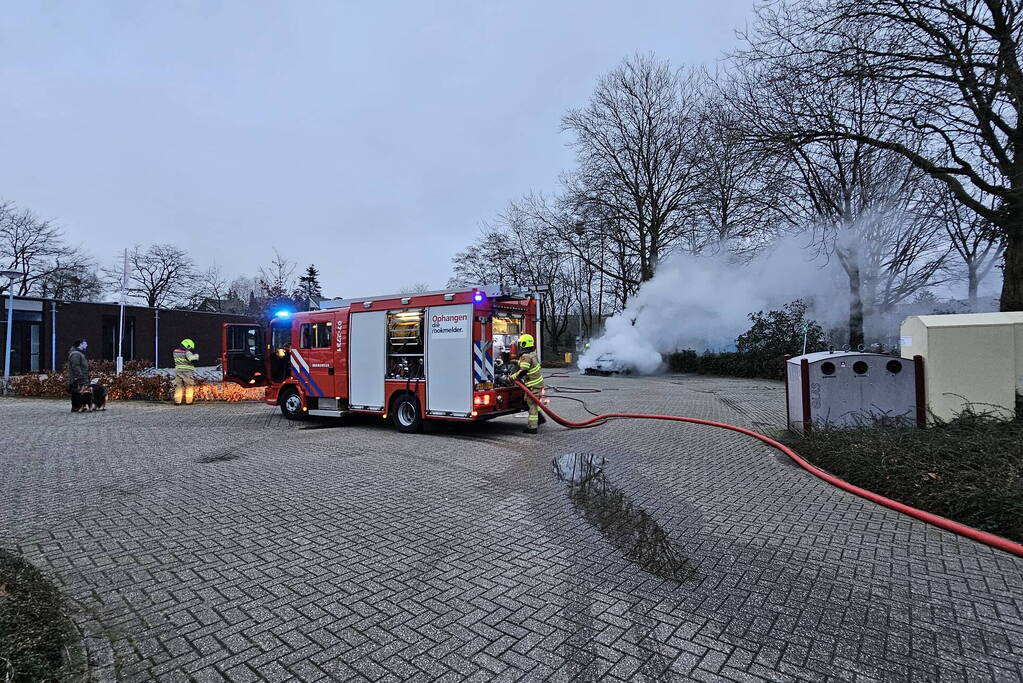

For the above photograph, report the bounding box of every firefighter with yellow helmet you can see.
[173,339,199,405]
[510,333,546,434]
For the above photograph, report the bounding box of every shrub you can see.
[736,300,826,357]
[667,300,826,381]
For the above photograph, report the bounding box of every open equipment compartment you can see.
[386,309,425,380]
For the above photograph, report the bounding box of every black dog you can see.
[90,382,107,411]
[71,382,93,412]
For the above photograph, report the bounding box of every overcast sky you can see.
[1,1,755,298]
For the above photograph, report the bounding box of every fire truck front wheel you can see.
[392,395,422,433]
[279,388,306,420]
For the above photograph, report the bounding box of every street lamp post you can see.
[2,269,26,396]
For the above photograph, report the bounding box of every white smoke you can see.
[579,238,845,374]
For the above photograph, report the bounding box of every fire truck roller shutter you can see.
[426,304,474,415]
[349,311,387,410]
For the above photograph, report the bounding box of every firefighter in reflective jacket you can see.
[510,333,547,434]
[173,339,199,405]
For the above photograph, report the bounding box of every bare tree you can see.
[252,248,301,316]
[562,54,705,284]
[258,248,296,300]
[515,192,637,310]
[448,232,517,289]
[449,209,574,352]
[37,259,104,301]
[732,25,952,347]
[858,194,953,318]
[692,85,788,256]
[743,0,1023,310]
[186,263,230,311]
[500,206,575,352]
[564,228,616,338]
[229,276,261,301]
[106,244,198,308]
[938,187,1004,308]
[228,275,262,314]
[0,202,82,296]
[398,282,431,294]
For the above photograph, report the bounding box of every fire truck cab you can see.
[221,285,541,432]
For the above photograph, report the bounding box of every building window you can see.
[101,315,135,361]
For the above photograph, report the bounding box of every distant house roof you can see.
[195,297,249,314]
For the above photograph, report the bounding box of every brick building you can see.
[0,297,257,374]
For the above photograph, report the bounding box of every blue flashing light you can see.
[473,292,485,303]
[274,309,291,319]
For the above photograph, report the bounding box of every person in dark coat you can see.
[67,339,90,413]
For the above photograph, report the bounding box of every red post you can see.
[784,354,792,431]
[800,358,811,435]
[913,355,926,428]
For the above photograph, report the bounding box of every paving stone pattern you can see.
[1,374,1021,682]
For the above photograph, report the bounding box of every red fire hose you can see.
[516,381,1023,558]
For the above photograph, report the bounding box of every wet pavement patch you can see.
[198,449,241,463]
[299,421,347,430]
[773,451,800,469]
[553,453,697,583]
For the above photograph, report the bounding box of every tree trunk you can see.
[967,261,979,311]
[542,302,560,354]
[1001,221,1023,311]
[848,266,864,349]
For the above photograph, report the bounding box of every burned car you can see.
[581,353,629,376]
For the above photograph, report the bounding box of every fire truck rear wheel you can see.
[392,395,422,433]
[280,388,306,420]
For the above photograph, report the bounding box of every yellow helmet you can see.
[181,339,195,350]
[518,333,535,349]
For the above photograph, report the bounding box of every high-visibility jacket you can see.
[512,350,544,389]
[173,348,199,372]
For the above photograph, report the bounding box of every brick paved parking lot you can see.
[2,374,1021,682]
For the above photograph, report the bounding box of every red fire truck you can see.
[221,285,542,432]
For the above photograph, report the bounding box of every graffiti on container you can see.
[810,382,822,411]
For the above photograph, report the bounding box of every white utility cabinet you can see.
[900,312,1023,422]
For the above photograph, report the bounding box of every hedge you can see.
[10,363,263,402]
[667,349,786,381]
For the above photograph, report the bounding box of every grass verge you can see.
[0,549,72,682]
[780,407,1023,544]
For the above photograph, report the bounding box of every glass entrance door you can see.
[10,311,42,373]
